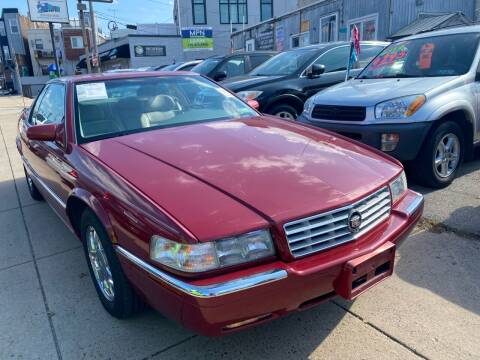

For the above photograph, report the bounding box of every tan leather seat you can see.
[79,104,124,138]
[140,95,179,128]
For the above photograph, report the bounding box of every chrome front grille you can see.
[284,187,391,258]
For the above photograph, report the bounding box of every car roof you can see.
[398,24,480,42]
[183,60,203,65]
[56,71,200,84]
[297,40,389,51]
[207,51,278,60]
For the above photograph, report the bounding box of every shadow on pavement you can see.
[177,302,348,359]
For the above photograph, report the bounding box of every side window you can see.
[217,56,246,78]
[32,84,65,125]
[29,86,48,125]
[249,55,271,69]
[355,45,385,69]
[314,46,350,73]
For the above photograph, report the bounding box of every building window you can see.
[348,14,378,41]
[70,36,84,49]
[192,0,207,24]
[260,0,273,22]
[34,39,44,50]
[290,32,310,48]
[319,13,337,43]
[9,19,19,34]
[220,0,248,24]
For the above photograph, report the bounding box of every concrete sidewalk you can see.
[1,95,479,360]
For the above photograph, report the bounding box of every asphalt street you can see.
[0,95,479,360]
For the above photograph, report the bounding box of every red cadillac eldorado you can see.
[16,72,423,336]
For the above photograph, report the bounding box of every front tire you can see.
[24,167,43,201]
[269,104,298,120]
[414,121,464,188]
[81,209,144,318]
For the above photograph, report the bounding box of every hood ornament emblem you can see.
[348,211,362,233]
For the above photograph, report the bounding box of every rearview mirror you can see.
[213,71,227,82]
[26,124,58,142]
[307,64,325,78]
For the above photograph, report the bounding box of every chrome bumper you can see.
[405,191,424,216]
[115,246,288,298]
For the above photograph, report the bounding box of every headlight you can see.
[375,95,426,119]
[237,91,263,101]
[303,96,314,115]
[150,230,275,273]
[389,171,408,204]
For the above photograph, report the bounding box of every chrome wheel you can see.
[434,133,460,178]
[26,174,34,191]
[86,226,115,301]
[276,111,295,120]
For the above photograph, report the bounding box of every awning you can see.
[76,44,130,69]
[389,12,472,40]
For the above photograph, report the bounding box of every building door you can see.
[245,39,255,52]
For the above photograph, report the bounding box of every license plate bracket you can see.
[335,241,396,300]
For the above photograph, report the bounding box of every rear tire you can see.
[81,209,144,318]
[413,121,464,188]
[24,167,43,201]
[269,104,298,120]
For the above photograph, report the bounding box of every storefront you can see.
[77,34,182,72]
[231,0,474,51]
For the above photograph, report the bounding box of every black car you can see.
[222,41,388,119]
[191,51,277,82]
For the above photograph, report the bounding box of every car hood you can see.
[223,75,286,92]
[313,76,456,106]
[84,117,401,230]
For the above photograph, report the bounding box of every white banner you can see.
[27,0,70,23]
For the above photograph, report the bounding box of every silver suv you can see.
[299,26,480,188]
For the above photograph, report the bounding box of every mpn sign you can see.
[182,27,213,51]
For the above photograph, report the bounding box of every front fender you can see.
[427,99,476,126]
[264,93,305,112]
[67,188,117,242]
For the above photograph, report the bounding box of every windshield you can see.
[74,76,258,143]
[191,58,222,74]
[359,33,480,79]
[250,48,318,76]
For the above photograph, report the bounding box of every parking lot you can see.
[1,94,479,360]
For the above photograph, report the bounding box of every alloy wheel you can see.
[434,133,460,178]
[86,226,115,301]
[276,111,295,120]
[26,174,34,192]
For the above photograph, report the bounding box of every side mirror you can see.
[213,71,227,82]
[247,99,260,110]
[26,124,58,142]
[307,64,325,78]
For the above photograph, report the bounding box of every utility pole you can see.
[88,1,101,72]
[48,23,61,77]
[78,0,91,73]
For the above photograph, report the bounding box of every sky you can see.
[1,0,174,34]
